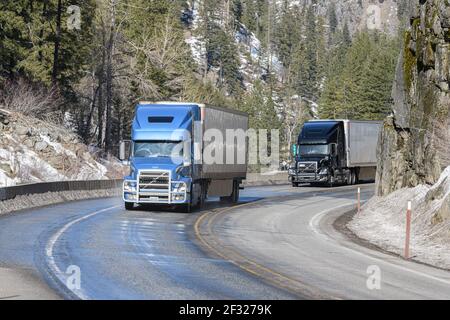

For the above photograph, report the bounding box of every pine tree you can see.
[319,31,399,120]
[240,80,280,130]
[0,0,95,92]
[0,1,29,81]
[289,4,325,104]
[328,2,338,34]
[274,0,302,71]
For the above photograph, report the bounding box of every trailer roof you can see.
[308,119,383,124]
[138,101,248,118]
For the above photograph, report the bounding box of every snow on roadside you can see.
[349,167,450,269]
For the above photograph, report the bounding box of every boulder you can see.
[23,139,35,149]
[16,126,30,136]
[35,141,48,152]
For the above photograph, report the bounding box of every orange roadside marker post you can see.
[404,201,412,260]
[357,188,361,214]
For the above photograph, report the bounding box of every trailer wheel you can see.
[220,180,240,204]
[231,181,240,203]
[125,202,134,211]
[354,169,359,185]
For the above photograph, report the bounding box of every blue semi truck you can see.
[119,102,249,212]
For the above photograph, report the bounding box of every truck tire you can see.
[327,176,333,188]
[181,203,192,213]
[199,182,207,208]
[125,202,134,211]
[231,181,240,203]
[351,170,357,185]
[292,182,299,187]
[220,180,240,204]
[181,192,193,213]
[347,171,352,185]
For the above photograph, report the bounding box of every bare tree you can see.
[0,79,61,118]
[282,94,309,160]
[104,0,117,153]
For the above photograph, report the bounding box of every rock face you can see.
[0,108,125,186]
[376,0,450,196]
[295,0,405,36]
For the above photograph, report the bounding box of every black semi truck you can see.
[289,120,382,187]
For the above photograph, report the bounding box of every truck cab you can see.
[290,121,345,186]
[120,102,248,212]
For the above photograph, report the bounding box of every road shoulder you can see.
[0,267,61,300]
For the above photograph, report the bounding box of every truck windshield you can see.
[299,145,329,156]
[134,141,183,158]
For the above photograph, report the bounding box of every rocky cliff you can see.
[376,0,450,196]
[0,108,125,186]
[297,0,406,36]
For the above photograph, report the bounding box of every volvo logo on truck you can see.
[289,120,382,187]
[119,102,249,212]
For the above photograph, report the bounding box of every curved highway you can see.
[1,184,450,300]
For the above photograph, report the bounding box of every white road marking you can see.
[308,204,450,287]
[45,205,120,300]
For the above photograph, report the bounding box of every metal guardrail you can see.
[0,180,123,202]
[0,174,289,202]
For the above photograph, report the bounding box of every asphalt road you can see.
[1,184,450,300]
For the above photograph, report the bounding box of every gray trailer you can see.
[289,120,381,186]
[196,104,249,200]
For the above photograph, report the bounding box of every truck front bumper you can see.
[289,174,328,183]
[123,179,189,205]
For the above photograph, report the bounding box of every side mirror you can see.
[183,140,192,167]
[119,140,131,164]
[291,144,297,157]
[330,143,338,156]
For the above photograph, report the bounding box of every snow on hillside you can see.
[184,1,283,91]
[350,167,450,269]
[0,108,125,187]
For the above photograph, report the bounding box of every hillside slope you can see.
[0,109,124,187]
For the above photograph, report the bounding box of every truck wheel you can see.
[347,171,352,185]
[292,182,299,187]
[199,183,207,208]
[327,176,333,188]
[351,170,357,185]
[181,203,192,213]
[181,192,193,213]
[125,202,134,211]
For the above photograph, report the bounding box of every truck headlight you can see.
[319,168,328,175]
[124,181,137,192]
[289,168,296,175]
[172,182,187,193]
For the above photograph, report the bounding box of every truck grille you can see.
[138,170,171,203]
[297,162,318,174]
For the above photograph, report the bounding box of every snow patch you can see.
[349,167,450,269]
